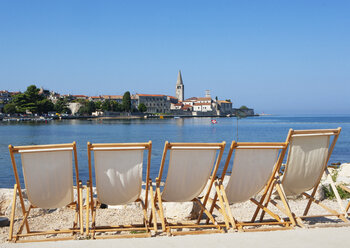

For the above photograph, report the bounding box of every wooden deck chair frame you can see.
[151,141,226,236]
[339,185,350,214]
[256,128,349,226]
[206,141,296,232]
[8,142,83,243]
[86,141,155,239]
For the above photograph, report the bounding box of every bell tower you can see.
[175,70,184,102]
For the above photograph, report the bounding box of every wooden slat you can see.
[89,142,150,148]
[11,143,74,152]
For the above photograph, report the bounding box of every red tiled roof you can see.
[137,94,166,97]
[167,95,177,99]
[101,95,123,99]
[72,95,88,98]
[194,103,211,106]
[196,97,212,101]
[185,97,198,101]
[182,105,193,110]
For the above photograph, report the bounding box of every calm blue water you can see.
[1,115,350,188]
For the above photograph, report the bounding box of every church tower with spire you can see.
[175,70,184,102]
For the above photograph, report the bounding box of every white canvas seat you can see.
[258,128,348,226]
[152,142,226,235]
[86,142,154,239]
[8,143,83,243]
[208,141,295,231]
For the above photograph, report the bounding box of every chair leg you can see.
[325,169,347,217]
[139,200,150,233]
[149,179,158,232]
[91,200,97,238]
[8,184,18,241]
[214,181,230,229]
[16,205,32,238]
[205,193,218,225]
[339,185,350,213]
[220,184,237,229]
[251,180,274,223]
[79,182,84,235]
[86,182,90,235]
[275,181,297,226]
[155,186,166,232]
[194,198,221,231]
[258,184,275,222]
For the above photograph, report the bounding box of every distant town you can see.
[0,71,254,121]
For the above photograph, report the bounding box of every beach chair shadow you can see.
[151,141,226,236]
[207,141,296,232]
[8,142,84,242]
[86,141,154,239]
[257,128,349,227]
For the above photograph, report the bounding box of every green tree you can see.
[54,98,70,114]
[87,101,96,114]
[111,101,122,112]
[239,105,248,110]
[138,103,147,112]
[25,85,43,103]
[122,91,131,112]
[4,103,16,114]
[11,94,27,113]
[8,85,52,114]
[37,99,54,114]
[95,101,102,110]
[78,100,95,115]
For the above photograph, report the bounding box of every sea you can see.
[0,115,349,188]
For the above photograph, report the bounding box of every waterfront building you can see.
[89,96,103,102]
[217,100,233,114]
[72,95,89,100]
[193,102,213,112]
[182,97,198,106]
[39,87,50,97]
[0,90,11,103]
[196,97,212,104]
[171,102,183,110]
[101,95,123,104]
[175,70,184,102]
[134,94,170,113]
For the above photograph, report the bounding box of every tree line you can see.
[3,85,147,115]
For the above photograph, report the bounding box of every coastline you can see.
[1,114,260,122]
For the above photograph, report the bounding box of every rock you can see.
[336,163,350,185]
[5,197,30,216]
[0,216,9,227]
[304,185,325,201]
[162,201,201,220]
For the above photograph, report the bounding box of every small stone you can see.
[0,217,9,227]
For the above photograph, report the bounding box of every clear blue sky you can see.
[1,0,349,114]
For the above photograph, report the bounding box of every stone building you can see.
[175,70,184,102]
[135,94,170,113]
[217,100,233,114]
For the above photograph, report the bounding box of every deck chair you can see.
[8,142,83,243]
[257,128,348,226]
[152,141,226,236]
[86,141,155,239]
[207,141,296,231]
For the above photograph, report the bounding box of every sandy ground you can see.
[1,226,350,248]
[1,198,349,245]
